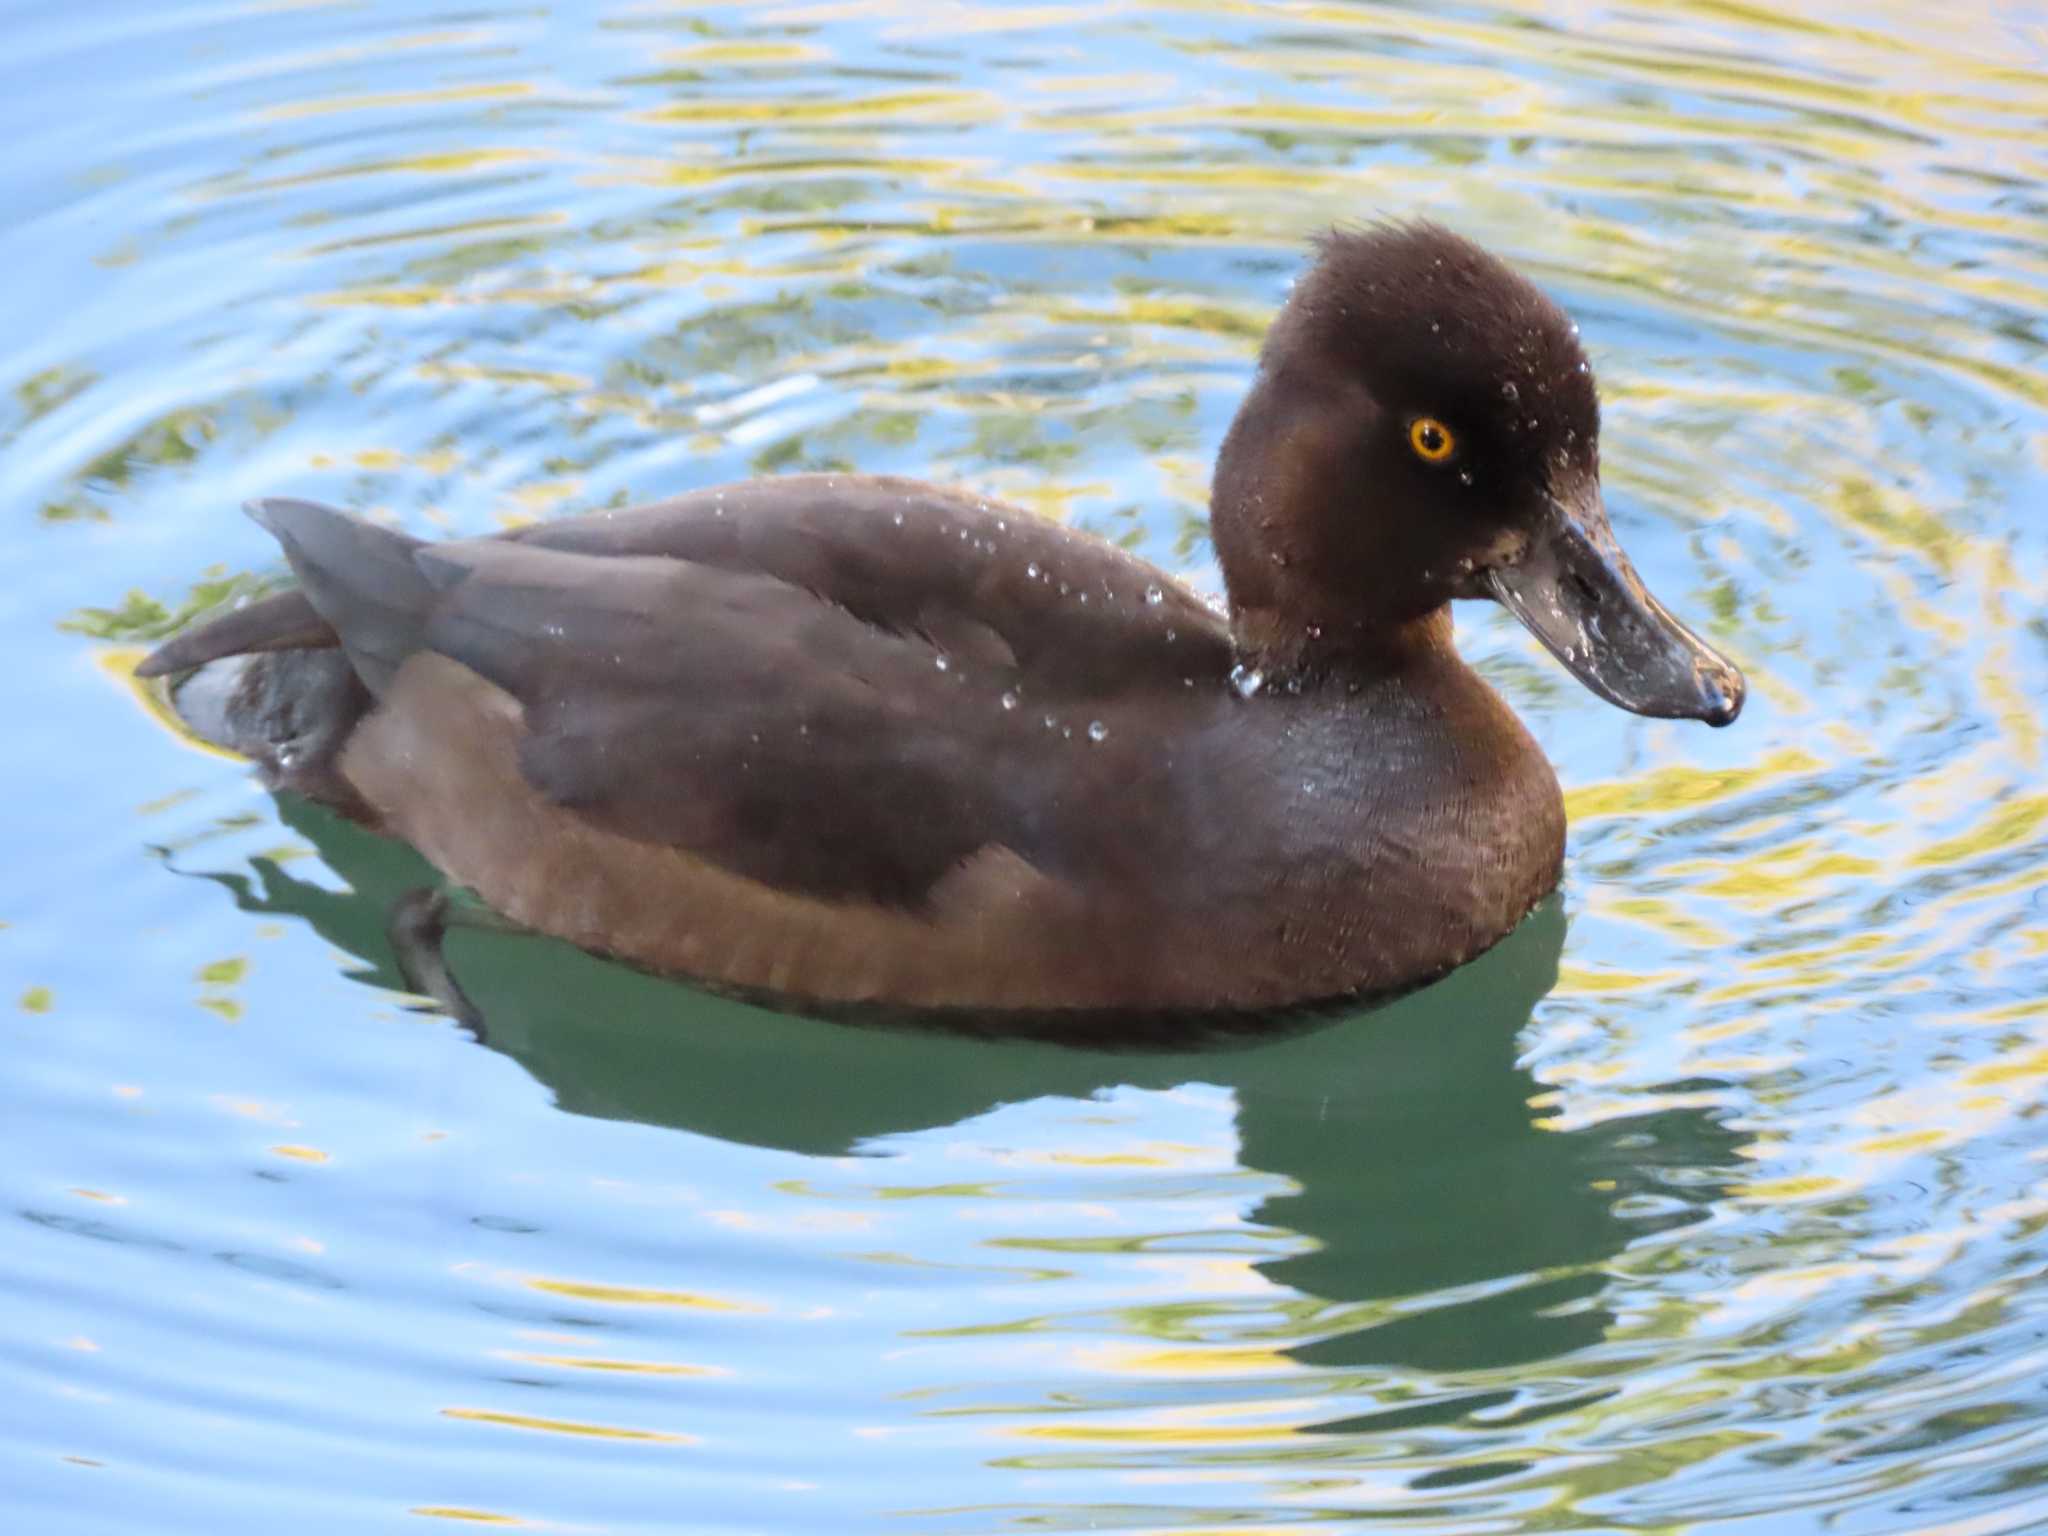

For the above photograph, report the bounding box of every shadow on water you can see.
[187,793,1746,1381]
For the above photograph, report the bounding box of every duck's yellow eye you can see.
[1409,417,1456,463]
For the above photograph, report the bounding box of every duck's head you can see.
[1212,222,1743,725]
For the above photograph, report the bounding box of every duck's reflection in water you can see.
[188,794,1743,1386]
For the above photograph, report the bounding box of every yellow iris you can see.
[1409,416,1455,463]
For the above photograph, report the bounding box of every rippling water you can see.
[6,1,2048,1530]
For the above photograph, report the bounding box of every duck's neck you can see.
[1227,603,1458,686]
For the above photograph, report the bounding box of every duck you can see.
[138,222,1743,1033]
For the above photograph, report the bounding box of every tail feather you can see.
[246,498,432,696]
[137,497,433,697]
[135,587,335,677]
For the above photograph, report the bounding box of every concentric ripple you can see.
[4,1,2046,1532]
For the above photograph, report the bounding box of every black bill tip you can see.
[1699,663,1744,727]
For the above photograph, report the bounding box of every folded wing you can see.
[192,479,1232,909]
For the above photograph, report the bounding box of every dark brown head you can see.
[1213,222,1742,725]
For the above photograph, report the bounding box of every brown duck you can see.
[140,224,1744,1032]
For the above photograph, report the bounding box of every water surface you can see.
[5,1,2048,1531]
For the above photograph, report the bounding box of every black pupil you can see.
[1419,424,1443,452]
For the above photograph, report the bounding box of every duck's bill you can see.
[1487,492,1745,726]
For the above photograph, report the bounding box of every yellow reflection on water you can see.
[523,1276,761,1312]
[1011,1420,1297,1445]
[500,1351,726,1378]
[1074,1344,1296,1376]
[261,83,538,123]
[1909,795,2048,869]
[1692,845,1883,912]
[1965,1045,2048,1089]
[645,89,1000,127]
[98,649,243,763]
[440,1408,696,1445]
[1564,747,1826,821]
[1550,965,1681,996]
